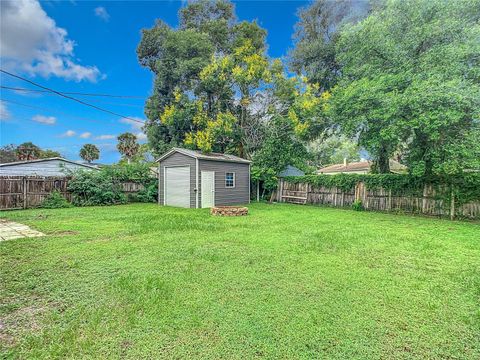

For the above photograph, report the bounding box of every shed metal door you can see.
[165,166,190,208]
[201,171,215,208]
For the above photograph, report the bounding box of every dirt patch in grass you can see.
[49,230,79,236]
[0,301,54,349]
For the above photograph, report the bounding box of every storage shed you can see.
[0,157,99,176]
[156,148,251,208]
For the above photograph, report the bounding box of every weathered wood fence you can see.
[0,176,71,210]
[277,178,480,220]
[0,176,145,210]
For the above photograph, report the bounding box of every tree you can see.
[307,134,360,167]
[117,133,140,164]
[137,0,270,157]
[0,144,17,163]
[79,144,100,163]
[331,0,480,175]
[39,149,61,158]
[290,0,369,91]
[16,142,41,161]
[252,114,311,195]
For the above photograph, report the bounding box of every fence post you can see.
[422,184,428,214]
[388,189,392,211]
[23,176,27,209]
[450,187,455,220]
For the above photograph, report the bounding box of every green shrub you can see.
[67,171,127,206]
[135,180,158,203]
[41,191,73,209]
[352,200,364,211]
[67,163,157,206]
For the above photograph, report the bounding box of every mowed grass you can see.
[0,203,479,359]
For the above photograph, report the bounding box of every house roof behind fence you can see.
[0,157,99,170]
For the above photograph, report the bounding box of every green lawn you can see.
[1,203,479,359]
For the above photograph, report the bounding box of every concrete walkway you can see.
[0,219,45,241]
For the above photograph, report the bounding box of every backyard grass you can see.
[0,203,479,359]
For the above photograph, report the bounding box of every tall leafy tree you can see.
[137,0,270,157]
[117,133,140,164]
[290,0,369,91]
[79,144,100,164]
[331,0,480,175]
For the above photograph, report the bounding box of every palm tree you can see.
[16,142,41,161]
[117,132,139,164]
[79,144,100,163]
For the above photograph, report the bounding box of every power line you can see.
[1,86,145,108]
[0,85,145,99]
[0,69,145,124]
[0,98,123,127]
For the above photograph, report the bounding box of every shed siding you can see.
[158,152,196,208]
[0,160,94,177]
[199,160,249,207]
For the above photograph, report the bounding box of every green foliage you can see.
[40,191,73,209]
[290,0,368,90]
[14,142,62,161]
[79,144,100,163]
[307,134,360,168]
[16,142,41,160]
[352,200,364,211]
[133,180,159,203]
[67,163,158,206]
[67,171,127,207]
[39,149,62,159]
[251,115,311,191]
[138,0,272,158]
[0,144,17,163]
[285,173,480,205]
[117,133,140,163]
[331,0,480,175]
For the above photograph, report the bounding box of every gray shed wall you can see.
[198,160,250,207]
[0,159,95,177]
[158,152,197,208]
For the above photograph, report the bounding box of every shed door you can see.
[201,171,215,208]
[165,166,190,208]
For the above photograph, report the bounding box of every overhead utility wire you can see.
[0,69,145,124]
[0,85,145,99]
[0,98,121,126]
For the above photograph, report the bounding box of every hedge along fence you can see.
[0,164,158,210]
[277,173,480,220]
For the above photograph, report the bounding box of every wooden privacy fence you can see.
[277,178,480,220]
[0,176,71,210]
[0,177,146,210]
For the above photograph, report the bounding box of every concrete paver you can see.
[0,220,45,241]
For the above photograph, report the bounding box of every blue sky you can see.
[1,0,308,163]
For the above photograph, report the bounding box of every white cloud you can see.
[94,6,110,22]
[79,132,91,139]
[120,117,147,141]
[60,130,76,137]
[32,114,56,125]
[135,132,147,140]
[120,117,144,131]
[0,0,102,82]
[0,102,11,121]
[95,134,116,140]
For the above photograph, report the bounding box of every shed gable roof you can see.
[156,148,251,164]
